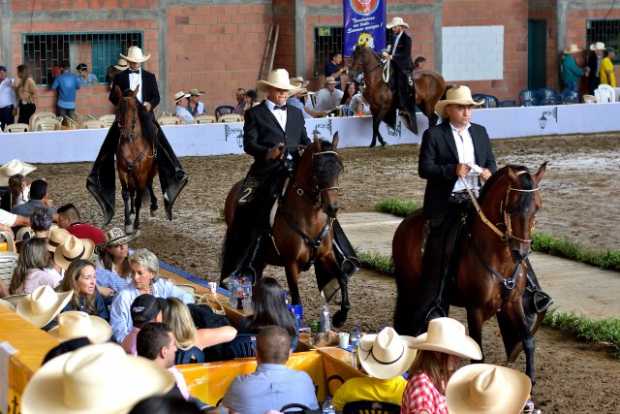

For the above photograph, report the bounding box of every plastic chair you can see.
[218,113,244,123]
[215,105,236,120]
[34,118,61,131]
[5,123,29,133]
[342,401,401,414]
[195,115,217,124]
[594,84,615,103]
[99,114,116,128]
[157,116,181,126]
[535,88,560,106]
[82,120,105,129]
[472,93,499,108]
[518,90,536,106]
[560,90,579,104]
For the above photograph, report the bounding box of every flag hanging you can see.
[343,0,386,57]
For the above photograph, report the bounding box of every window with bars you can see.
[23,32,143,85]
[587,20,620,62]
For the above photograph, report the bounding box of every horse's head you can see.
[114,85,141,142]
[350,45,374,78]
[479,163,547,259]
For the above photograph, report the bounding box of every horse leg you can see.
[285,262,301,305]
[466,307,486,362]
[148,182,158,216]
[134,186,145,231]
[375,116,386,146]
[503,300,537,387]
[317,254,350,328]
[369,116,378,147]
[121,185,133,234]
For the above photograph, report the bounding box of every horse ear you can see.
[331,132,339,149]
[533,162,548,184]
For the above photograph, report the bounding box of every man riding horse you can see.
[86,46,188,224]
[221,69,357,284]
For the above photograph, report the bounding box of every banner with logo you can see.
[343,0,386,57]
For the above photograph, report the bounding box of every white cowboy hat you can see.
[446,364,532,414]
[386,16,409,29]
[257,69,298,91]
[590,41,606,51]
[412,317,482,360]
[15,226,35,243]
[114,58,128,71]
[15,286,74,328]
[434,85,484,119]
[21,343,175,414]
[49,311,113,344]
[173,91,191,102]
[104,227,137,247]
[564,43,582,54]
[325,76,338,85]
[47,227,71,253]
[54,235,96,271]
[0,159,36,186]
[358,327,418,380]
[120,46,151,63]
[291,76,310,88]
[188,88,205,96]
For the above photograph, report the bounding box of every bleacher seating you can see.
[5,123,29,133]
[218,114,244,123]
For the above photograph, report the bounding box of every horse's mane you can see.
[479,165,535,214]
[311,140,344,184]
[117,90,155,143]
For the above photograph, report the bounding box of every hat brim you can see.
[386,22,409,29]
[106,233,137,247]
[435,98,485,118]
[15,290,73,328]
[446,364,531,414]
[21,347,175,414]
[175,94,191,102]
[412,333,482,360]
[0,161,37,186]
[3,293,27,307]
[358,334,418,380]
[119,53,151,63]
[54,239,96,271]
[257,80,297,91]
[49,315,113,345]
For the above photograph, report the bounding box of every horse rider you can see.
[382,16,417,134]
[221,68,358,284]
[417,86,551,330]
[86,46,188,224]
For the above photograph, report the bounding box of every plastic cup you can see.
[208,282,218,295]
[338,332,350,348]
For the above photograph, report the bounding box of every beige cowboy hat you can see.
[15,226,35,244]
[49,311,113,344]
[0,159,37,186]
[174,91,191,102]
[325,76,338,85]
[120,46,151,63]
[446,364,532,414]
[47,227,71,253]
[358,327,418,380]
[114,58,128,71]
[21,342,175,414]
[257,68,298,91]
[105,227,137,248]
[54,235,96,271]
[434,85,484,119]
[386,16,409,29]
[291,76,310,88]
[590,41,606,51]
[564,43,582,54]
[15,286,73,328]
[188,88,205,96]
[2,293,27,308]
[412,317,482,360]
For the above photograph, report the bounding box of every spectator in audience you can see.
[8,174,29,208]
[600,48,617,88]
[49,310,112,344]
[0,208,29,228]
[287,88,320,119]
[137,322,191,400]
[244,89,259,111]
[106,58,128,85]
[76,63,98,86]
[340,82,359,115]
[0,65,17,130]
[174,91,194,124]
[350,88,370,116]
[46,226,70,259]
[234,88,246,114]
[222,326,319,414]
[30,207,54,238]
[60,259,109,320]
[130,396,202,414]
[12,179,56,218]
[122,293,164,354]
[96,227,136,298]
[57,203,106,245]
[9,238,62,294]
[110,248,195,343]
[324,52,347,88]
[333,327,414,411]
[42,336,91,365]
[162,297,237,363]
[401,318,482,414]
[561,44,584,93]
[587,42,605,94]
[14,285,73,329]
[414,56,427,71]
[316,77,344,112]
[52,234,95,274]
[15,226,35,250]
[13,64,37,124]
[51,61,80,120]
[0,159,35,203]
[187,89,206,116]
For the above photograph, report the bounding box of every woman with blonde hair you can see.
[60,259,109,320]
[9,238,61,294]
[163,297,237,364]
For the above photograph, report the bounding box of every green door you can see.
[528,20,547,90]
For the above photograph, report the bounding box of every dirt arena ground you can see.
[38,133,620,413]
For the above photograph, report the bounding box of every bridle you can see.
[116,97,156,169]
[291,150,342,209]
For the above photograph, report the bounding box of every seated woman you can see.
[238,277,298,350]
[109,248,195,343]
[162,297,237,364]
[96,227,136,298]
[340,82,359,116]
[60,259,109,321]
[350,89,371,116]
[402,318,482,414]
[9,238,62,294]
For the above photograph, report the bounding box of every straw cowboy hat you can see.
[105,227,137,248]
[590,41,606,51]
[15,285,73,328]
[257,69,298,91]
[412,317,482,360]
[434,85,484,119]
[325,76,338,85]
[49,311,113,344]
[47,227,71,253]
[54,235,96,271]
[21,342,175,414]
[358,327,418,380]
[114,58,128,71]
[446,364,532,414]
[120,46,151,63]
[386,16,409,29]
[0,159,36,186]
[564,43,582,54]
[188,88,205,96]
[15,226,35,244]
[174,91,191,102]
[291,76,310,88]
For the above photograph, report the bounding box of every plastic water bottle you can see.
[350,323,361,348]
[319,304,331,332]
[322,398,336,414]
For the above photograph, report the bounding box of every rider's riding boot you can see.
[222,235,263,287]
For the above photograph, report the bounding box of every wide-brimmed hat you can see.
[54,235,96,271]
[16,226,35,243]
[412,317,482,360]
[114,58,128,71]
[188,88,205,96]
[105,227,137,247]
[48,227,71,253]
[434,86,484,119]
[0,159,36,186]
[174,91,191,102]
[15,286,73,328]
[590,41,606,51]
[257,69,298,91]
[291,76,310,88]
[358,327,417,379]
[564,43,582,54]
[120,46,151,63]
[325,76,337,85]
[21,342,175,414]
[49,311,113,344]
[386,16,409,29]
[446,364,531,414]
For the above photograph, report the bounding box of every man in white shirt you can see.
[187,89,206,116]
[174,91,194,124]
[0,208,29,228]
[316,77,344,112]
[0,66,17,131]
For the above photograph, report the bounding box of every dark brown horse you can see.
[350,45,446,147]
[114,86,158,234]
[223,133,351,326]
[392,164,547,384]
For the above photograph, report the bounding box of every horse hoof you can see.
[369,143,376,148]
[332,310,348,328]
[150,206,158,217]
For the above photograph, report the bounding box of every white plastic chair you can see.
[594,84,615,103]
[5,123,29,133]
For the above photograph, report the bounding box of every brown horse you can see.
[114,86,158,234]
[223,133,351,326]
[350,45,446,147]
[392,163,547,385]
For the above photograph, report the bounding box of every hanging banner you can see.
[343,0,386,57]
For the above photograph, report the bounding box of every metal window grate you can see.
[587,20,620,62]
[313,26,344,77]
[23,32,143,85]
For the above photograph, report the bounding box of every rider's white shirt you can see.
[266,99,287,130]
[128,69,143,103]
[450,123,480,193]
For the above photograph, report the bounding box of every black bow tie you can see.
[128,70,140,74]
[274,105,287,111]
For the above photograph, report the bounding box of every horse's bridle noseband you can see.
[292,150,342,206]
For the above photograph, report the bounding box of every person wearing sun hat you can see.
[53,235,96,272]
[561,43,585,93]
[332,327,414,411]
[587,41,606,93]
[95,227,137,299]
[187,88,206,116]
[15,285,73,328]
[174,91,194,124]
[401,318,482,414]
[49,310,113,344]
[0,159,36,187]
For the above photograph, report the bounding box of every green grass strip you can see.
[375,198,419,218]
[356,250,394,275]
